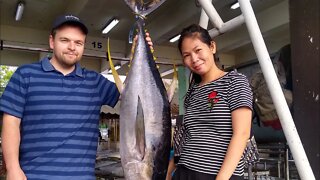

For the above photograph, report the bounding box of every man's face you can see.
[49,25,86,68]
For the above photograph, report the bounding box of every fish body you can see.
[119,18,171,180]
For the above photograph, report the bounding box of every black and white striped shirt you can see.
[178,70,253,176]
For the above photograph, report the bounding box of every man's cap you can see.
[52,15,88,35]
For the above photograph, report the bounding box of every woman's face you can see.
[180,37,216,76]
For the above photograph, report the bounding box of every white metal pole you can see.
[198,0,211,29]
[199,10,209,28]
[197,0,224,29]
[208,15,245,38]
[238,0,315,179]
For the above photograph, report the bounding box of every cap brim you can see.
[52,20,88,35]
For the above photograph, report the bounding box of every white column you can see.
[198,0,211,29]
[238,0,315,179]
[197,0,224,29]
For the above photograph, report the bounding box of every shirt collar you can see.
[41,57,55,72]
[41,57,83,77]
[74,63,83,77]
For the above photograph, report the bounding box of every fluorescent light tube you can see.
[160,68,178,77]
[231,0,251,10]
[15,2,25,21]
[169,34,181,43]
[231,2,240,9]
[102,18,119,34]
[108,65,121,73]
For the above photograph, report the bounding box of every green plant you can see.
[0,66,16,96]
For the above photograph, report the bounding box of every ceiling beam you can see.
[216,0,289,53]
[65,0,89,16]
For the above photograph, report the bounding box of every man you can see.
[0,14,152,180]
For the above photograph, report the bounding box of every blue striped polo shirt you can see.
[0,57,120,180]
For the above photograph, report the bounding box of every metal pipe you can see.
[1,43,180,66]
[0,40,3,50]
[209,15,245,38]
[238,0,315,179]
[248,164,253,180]
[285,147,290,180]
[198,0,211,29]
[197,0,224,29]
[278,159,281,178]
[259,157,284,162]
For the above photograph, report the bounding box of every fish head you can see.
[123,0,167,17]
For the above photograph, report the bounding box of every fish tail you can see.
[167,64,178,103]
[124,0,167,17]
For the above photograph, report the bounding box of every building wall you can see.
[290,0,320,178]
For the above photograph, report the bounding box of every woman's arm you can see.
[216,107,252,180]
[1,113,27,180]
[166,157,176,180]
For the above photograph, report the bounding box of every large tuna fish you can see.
[107,0,177,179]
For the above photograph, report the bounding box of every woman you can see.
[173,24,253,180]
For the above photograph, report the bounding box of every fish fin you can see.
[124,0,167,17]
[166,64,178,103]
[136,96,146,160]
[129,34,137,63]
[107,38,124,93]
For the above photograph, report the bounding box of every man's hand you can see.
[6,167,27,180]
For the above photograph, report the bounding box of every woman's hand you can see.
[145,32,154,51]
[133,32,154,51]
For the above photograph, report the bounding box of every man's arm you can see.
[1,113,27,180]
